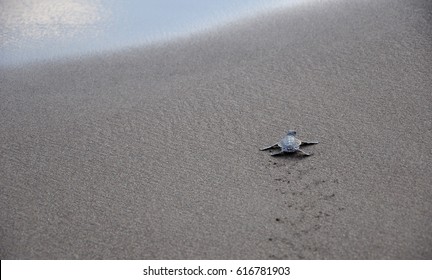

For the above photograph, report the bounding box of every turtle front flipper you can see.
[300,141,319,146]
[260,143,279,151]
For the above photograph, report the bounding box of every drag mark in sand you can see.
[264,157,346,259]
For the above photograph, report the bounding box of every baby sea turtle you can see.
[260,130,318,156]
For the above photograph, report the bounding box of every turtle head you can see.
[287,130,297,136]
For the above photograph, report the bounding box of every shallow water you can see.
[0,0,303,66]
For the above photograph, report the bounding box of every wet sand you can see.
[1,0,431,259]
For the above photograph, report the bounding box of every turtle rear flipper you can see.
[260,143,279,151]
[300,141,319,146]
[270,151,286,156]
[298,149,312,156]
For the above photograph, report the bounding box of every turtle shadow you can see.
[264,150,312,159]
[274,154,311,160]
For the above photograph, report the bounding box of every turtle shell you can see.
[279,135,301,152]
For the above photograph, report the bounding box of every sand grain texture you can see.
[1,0,431,259]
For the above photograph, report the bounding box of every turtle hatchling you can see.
[260,130,318,156]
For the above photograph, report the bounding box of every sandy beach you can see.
[1,0,431,259]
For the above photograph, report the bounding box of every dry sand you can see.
[1,0,431,259]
